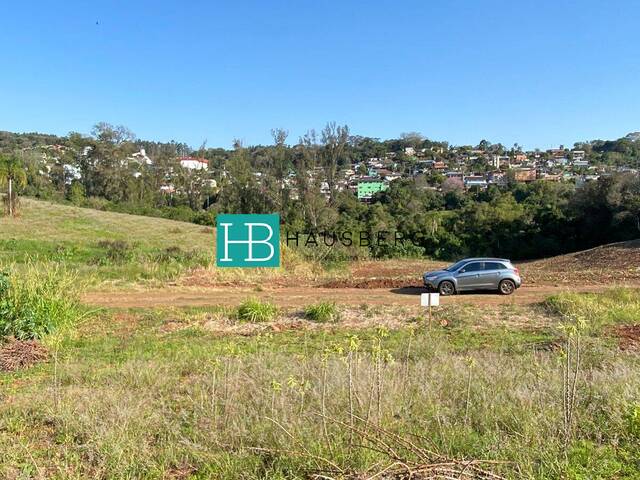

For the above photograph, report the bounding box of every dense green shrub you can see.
[236,299,278,323]
[303,301,341,322]
[627,404,640,439]
[0,266,81,340]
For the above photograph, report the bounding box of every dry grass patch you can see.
[0,338,48,372]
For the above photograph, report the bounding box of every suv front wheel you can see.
[499,279,516,295]
[438,280,455,296]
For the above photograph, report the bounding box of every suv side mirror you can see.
[458,268,466,273]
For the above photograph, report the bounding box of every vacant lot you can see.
[1,201,639,479]
[1,290,639,478]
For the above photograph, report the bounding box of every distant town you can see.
[5,128,638,204]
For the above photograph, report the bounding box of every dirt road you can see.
[82,283,633,309]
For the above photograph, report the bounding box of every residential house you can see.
[549,146,566,159]
[513,168,537,182]
[63,164,82,184]
[487,171,507,185]
[571,150,586,161]
[540,173,563,182]
[572,160,589,168]
[357,179,388,200]
[179,157,208,170]
[130,148,153,165]
[491,155,511,169]
[463,175,487,189]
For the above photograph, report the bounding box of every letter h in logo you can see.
[216,214,280,267]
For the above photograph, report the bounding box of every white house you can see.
[131,148,153,165]
[571,150,586,161]
[573,160,589,168]
[63,164,82,184]
[179,157,208,170]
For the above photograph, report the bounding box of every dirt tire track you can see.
[82,283,639,309]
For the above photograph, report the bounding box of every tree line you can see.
[1,123,639,261]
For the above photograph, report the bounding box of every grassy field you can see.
[0,199,341,288]
[1,201,639,479]
[1,287,639,479]
[0,199,215,285]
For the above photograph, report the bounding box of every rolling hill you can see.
[0,199,215,283]
[0,198,214,249]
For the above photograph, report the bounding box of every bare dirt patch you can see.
[83,283,632,310]
[0,338,48,372]
[612,324,640,350]
[323,277,418,289]
[521,240,640,285]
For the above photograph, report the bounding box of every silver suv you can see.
[423,258,521,295]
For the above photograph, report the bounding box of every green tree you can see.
[67,180,86,206]
[0,153,28,217]
[219,140,270,214]
[320,122,350,203]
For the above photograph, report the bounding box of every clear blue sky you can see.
[1,0,638,150]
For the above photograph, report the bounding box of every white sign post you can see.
[420,293,440,328]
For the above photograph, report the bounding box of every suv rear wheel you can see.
[438,280,455,296]
[499,279,516,295]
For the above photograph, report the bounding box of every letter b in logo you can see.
[216,214,280,267]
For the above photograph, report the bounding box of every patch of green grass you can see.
[564,440,639,479]
[0,199,343,287]
[0,198,214,249]
[626,403,640,439]
[303,301,340,322]
[444,325,558,353]
[1,307,639,479]
[0,264,84,340]
[0,199,214,285]
[236,298,279,323]
[545,288,640,333]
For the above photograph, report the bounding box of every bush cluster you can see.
[0,267,81,340]
[236,299,278,323]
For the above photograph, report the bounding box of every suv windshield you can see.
[445,260,468,272]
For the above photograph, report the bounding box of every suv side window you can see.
[461,262,483,272]
[484,262,506,270]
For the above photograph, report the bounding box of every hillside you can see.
[522,239,640,284]
[0,198,214,248]
[0,199,214,283]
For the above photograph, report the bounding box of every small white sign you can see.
[421,292,440,307]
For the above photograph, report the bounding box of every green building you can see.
[357,180,388,200]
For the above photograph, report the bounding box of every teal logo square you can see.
[216,214,280,267]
